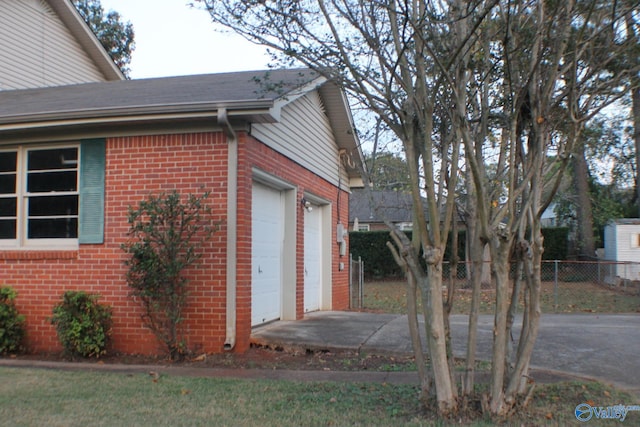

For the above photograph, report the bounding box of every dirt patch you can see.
[5,345,418,372]
[363,280,640,314]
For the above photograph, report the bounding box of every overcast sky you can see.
[99,0,271,79]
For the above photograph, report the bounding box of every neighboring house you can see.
[540,202,559,228]
[349,189,414,231]
[0,1,364,355]
[603,219,640,281]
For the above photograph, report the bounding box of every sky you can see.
[99,0,272,79]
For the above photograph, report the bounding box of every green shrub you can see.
[50,291,112,358]
[0,286,26,354]
[122,190,215,361]
[350,227,568,279]
[541,227,569,260]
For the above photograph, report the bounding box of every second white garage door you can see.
[304,203,322,312]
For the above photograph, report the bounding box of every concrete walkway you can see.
[252,312,640,396]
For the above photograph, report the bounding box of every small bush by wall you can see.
[50,291,112,358]
[0,286,26,354]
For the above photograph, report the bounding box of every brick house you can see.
[0,0,364,355]
[349,189,414,232]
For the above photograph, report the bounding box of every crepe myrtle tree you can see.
[122,190,215,361]
[196,0,639,417]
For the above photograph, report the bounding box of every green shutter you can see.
[79,139,106,244]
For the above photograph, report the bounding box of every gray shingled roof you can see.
[349,189,414,223]
[0,69,320,124]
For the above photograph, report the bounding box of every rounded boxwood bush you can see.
[50,291,112,358]
[0,286,26,354]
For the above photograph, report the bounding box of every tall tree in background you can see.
[199,0,639,418]
[72,0,135,77]
[555,119,637,249]
[365,152,410,192]
[570,4,639,255]
[626,10,640,216]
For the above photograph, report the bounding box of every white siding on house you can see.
[0,0,108,90]
[604,221,640,280]
[251,91,348,188]
[614,225,640,263]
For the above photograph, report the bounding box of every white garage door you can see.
[304,203,322,312]
[252,183,283,326]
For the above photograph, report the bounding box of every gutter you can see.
[0,101,276,127]
[218,108,238,351]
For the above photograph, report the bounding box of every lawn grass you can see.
[1,367,638,426]
[0,367,422,426]
[363,280,640,314]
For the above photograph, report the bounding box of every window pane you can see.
[0,174,15,194]
[0,198,16,216]
[28,148,77,171]
[0,152,16,173]
[28,218,78,239]
[0,219,16,239]
[28,195,78,216]
[27,171,77,193]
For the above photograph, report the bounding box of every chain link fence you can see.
[540,260,640,313]
[360,260,640,314]
[445,260,640,313]
[349,254,365,309]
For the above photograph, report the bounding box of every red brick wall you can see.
[0,131,349,356]
[234,133,350,351]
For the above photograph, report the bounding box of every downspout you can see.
[219,108,237,351]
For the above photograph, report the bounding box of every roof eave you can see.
[0,99,279,129]
[318,82,365,181]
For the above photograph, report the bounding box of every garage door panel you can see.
[304,204,321,312]
[251,183,283,326]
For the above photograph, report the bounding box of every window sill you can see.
[0,250,78,260]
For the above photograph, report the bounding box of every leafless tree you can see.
[197,0,640,417]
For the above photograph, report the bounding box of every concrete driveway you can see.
[251,312,640,396]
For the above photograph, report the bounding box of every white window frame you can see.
[357,224,370,232]
[0,144,80,250]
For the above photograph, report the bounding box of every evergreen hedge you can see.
[349,227,569,279]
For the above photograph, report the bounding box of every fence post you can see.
[554,260,559,312]
[359,257,364,308]
[349,253,353,309]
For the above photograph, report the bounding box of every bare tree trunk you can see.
[505,257,524,378]
[388,234,431,401]
[625,12,640,216]
[488,236,513,415]
[573,147,596,257]
[505,227,543,405]
[632,87,640,216]
[445,218,459,392]
[463,203,484,395]
[421,259,458,415]
[407,271,431,400]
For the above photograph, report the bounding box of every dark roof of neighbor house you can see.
[349,189,414,224]
[0,69,320,125]
[609,218,640,226]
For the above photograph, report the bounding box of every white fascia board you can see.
[269,76,329,122]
